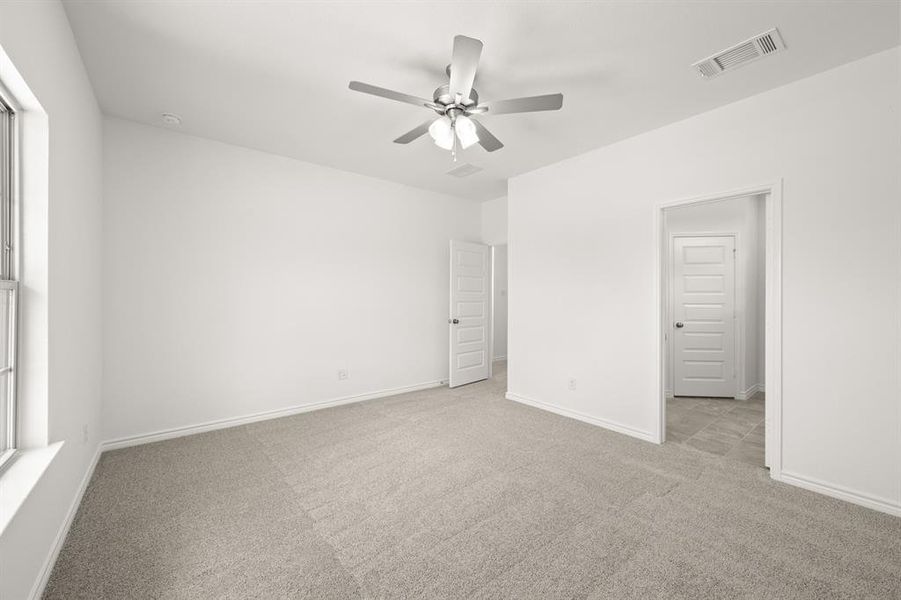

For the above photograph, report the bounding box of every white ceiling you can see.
[62,1,899,201]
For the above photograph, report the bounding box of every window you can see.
[0,94,18,471]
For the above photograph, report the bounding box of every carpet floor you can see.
[45,364,901,599]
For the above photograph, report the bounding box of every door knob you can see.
[675,322,684,328]
[449,318,460,324]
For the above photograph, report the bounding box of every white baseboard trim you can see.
[102,380,446,452]
[29,446,101,600]
[776,470,901,518]
[736,383,764,401]
[505,392,656,443]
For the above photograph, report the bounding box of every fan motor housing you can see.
[433,84,479,110]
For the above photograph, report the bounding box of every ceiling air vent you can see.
[692,28,786,79]
[446,163,483,178]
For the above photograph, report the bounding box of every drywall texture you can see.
[480,196,508,245]
[492,245,508,361]
[0,2,104,599]
[508,48,901,511]
[664,195,765,398]
[102,118,481,442]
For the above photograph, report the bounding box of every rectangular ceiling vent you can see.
[692,28,786,79]
[446,163,483,178]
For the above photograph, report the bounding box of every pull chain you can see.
[452,122,458,162]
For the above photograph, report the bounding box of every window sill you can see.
[0,441,63,536]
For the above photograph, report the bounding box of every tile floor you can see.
[666,394,765,466]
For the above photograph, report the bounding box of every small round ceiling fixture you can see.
[161,112,182,125]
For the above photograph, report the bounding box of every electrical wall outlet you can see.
[568,378,577,391]
[338,369,348,380]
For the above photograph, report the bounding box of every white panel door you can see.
[673,236,736,398]
[449,240,490,388]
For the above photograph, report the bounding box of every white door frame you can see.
[655,180,783,478]
[668,231,740,399]
[488,245,496,378]
[488,244,508,369]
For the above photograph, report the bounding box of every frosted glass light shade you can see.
[455,116,479,149]
[428,117,454,150]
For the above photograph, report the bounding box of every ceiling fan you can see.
[349,35,563,159]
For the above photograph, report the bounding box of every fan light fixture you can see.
[428,114,479,157]
[428,117,454,150]
[455,115,478,149]
[349,35,564,159]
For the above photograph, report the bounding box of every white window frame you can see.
[0,93,18,472]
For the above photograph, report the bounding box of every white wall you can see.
[664,195,765,398]
[103,118,480,442]
[480,196,508,245]
[508,48,901,513]
[0,2,104,598]
[492,245,508,361]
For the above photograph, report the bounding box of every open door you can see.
[448,240,490,388]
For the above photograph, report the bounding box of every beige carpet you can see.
[45,365,900,599]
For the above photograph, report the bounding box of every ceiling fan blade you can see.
[393,119,434,144]
[448,35,483,103]
[484,93,563,115]
[472,119,503,152]
[349,81,434,109]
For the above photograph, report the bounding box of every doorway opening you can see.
[657,183,782,475]
[446,240,506,391]
[491,244,508,385]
